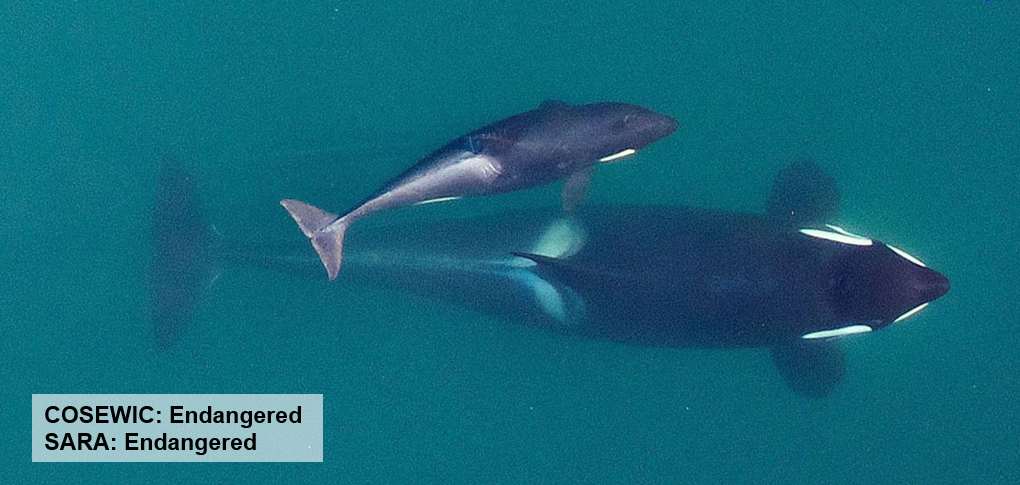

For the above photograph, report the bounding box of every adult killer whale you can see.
[150,161,950,397]
[281,101,678,280]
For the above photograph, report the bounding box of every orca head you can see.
[813,228,950,331]
[578,102,678,159]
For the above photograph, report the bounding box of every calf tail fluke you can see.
[280,199,347,280]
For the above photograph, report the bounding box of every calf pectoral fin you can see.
[770,340,846,398]
[562,166,593,212]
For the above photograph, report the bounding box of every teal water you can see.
[2,1,1018,483]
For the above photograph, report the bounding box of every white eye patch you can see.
[598,148,636,163]
[893,302,930,323]
[799,224,873,246]
[887,244,926,267]
[414,196,461,205]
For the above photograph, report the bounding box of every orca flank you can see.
[157,160,949,397]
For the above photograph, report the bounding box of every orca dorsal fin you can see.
[770,339,845,398]
[511,252,631,286]
[512,251,571,269]
[765,161,841,227]
[540,100,569,111]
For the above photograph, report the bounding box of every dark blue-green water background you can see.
[2,1,1018,483]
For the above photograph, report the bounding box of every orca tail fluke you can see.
[150,155,219,350]
[280,199,346,280]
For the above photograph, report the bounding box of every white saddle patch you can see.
[530,218,587,259]
[506,270,569,321]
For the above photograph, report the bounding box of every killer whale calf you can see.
[152,161,949,397]
[280,101,678,280]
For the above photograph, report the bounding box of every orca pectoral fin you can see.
[562,166,593,213]
[765,161,841,227]
[770,339,846,398]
